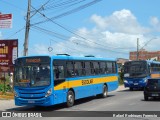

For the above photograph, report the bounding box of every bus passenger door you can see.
[53,60,67,104]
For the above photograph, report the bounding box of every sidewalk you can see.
[116,85,128,91]
[0,99,15,111]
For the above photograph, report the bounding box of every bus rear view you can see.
[14,56,53,106]
[123,60,148,90]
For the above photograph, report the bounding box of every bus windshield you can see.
[14,64,50,87]
[14,56,51,87]
[124,61,148,78]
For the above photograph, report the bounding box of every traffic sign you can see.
[0,14,12,28]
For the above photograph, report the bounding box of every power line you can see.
[49,39,87,54]
[32,25,70,40]
[33,25,129,54]
[31,26,125,55]
[30,0,51,19]
[31,0,87,21]
[33,18,133,51]
[31,0,102,26]
[42,0,85,11]
[140,37,157,50]
[3,0,50,39]
[30,28,87,54]
[30,0,84,16]
[31,5,130,54]
[5,27,25,39]
[30,0,135,53]
[24,0,51,56]
[72,40,128,54]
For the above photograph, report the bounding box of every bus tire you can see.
[102,85,108,98]
[144,95,148,101]
[130,87,133,91]
[66,90,75,107]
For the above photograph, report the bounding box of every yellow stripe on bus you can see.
[54,76,118,90]
[151,74,160,78]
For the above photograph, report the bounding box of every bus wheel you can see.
[130,87,133,91]
[144,95,148,101]
[102,85,108,98]
[67,90,75,107]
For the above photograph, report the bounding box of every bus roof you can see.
[17,55,117,61]
[124,60,160,64]
[146,60,160,64]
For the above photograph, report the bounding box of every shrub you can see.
[118,72,124,85]
[0,83,12,93]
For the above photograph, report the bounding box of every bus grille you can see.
[18,88,46,99]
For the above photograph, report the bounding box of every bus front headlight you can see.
[45,88,52,97]
[14,90,19,97]
[144,78,148,83]
[124,80,128,83]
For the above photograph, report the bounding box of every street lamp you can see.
[137,37,157,60]
[140,37,157,50]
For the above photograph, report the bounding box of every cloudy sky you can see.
[0,0,160,59]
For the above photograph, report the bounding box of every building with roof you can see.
[130,49,160,61]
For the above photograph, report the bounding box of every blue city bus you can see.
[14,55,118,107]
[123,60,160,90]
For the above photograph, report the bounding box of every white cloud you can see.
[90,9,150,34]
[150,16,160,32]
[31,9,159,59]
[150,17,159,26]
[91,14,108,29]
[112,9,136,20]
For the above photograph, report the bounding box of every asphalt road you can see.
[1,86,160,120]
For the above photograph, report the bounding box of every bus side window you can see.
[158,64,160,71]
[150,63,153,72]
[157,64,160,71]
[152,64,156,72]
[107,62,112,73]
[105,62,108,73]
[66,61,74,77]
[54,66,65,80]
[81,62,86,76]
[148,64,151,74]
[99,62,105,74]
[93,62,100,75]
[112,62,116,73]
[74,62,83,76]
[84,62,91,75]
[54,66,59,79]
[90,62,94,75]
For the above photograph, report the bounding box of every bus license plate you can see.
[28,100,35,103]
[134,83,138,85]
[151,94,159,97]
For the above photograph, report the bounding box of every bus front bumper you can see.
[124,82,146,88]
[15,95,54,106]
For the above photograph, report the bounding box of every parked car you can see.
[144,78,160,101]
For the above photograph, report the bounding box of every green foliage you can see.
[118,72,124,85]
[0,83,12,93]
[0,74,12,93]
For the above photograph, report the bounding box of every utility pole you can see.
[23,0,31,56]
[136,38,139,60]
